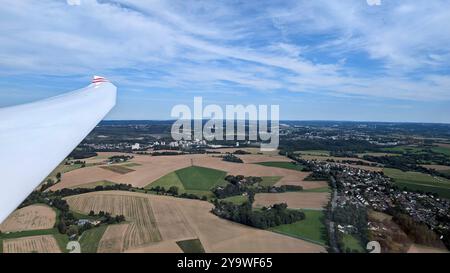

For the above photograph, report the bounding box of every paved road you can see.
[328,177,339,253]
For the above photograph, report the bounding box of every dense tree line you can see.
[151,151,185,156]
[222,154,243,163]
[69,150,98,159]
[108,155,133,163]
[88,210,126,225]
[333,203,368,252]
[280,139,377,153]
[233,150,252,155]
[212,175,302,199]
[149,185,208,201]
[392,213,443,248]
[211,198,305,229]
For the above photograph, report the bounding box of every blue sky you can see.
[1,0,450,122]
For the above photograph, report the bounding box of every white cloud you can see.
[0,0,449,103]
[366,0,381,6]
[67,0,81,6]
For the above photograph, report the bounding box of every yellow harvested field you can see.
[238,154,291,164]
[0,204,56,233]
[254,192,330,209]
[124,240,184,253]
[51,154,192,190]
[150,196,197,241]
[65,192,162,251]
[51,153,325,191]
[407,244,449,253]
[67,191,325,253]
[3,235,61,253]
[98,224,129,253]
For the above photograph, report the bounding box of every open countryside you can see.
[2,121,450,253]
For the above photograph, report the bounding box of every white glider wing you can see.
[0,77,117,223]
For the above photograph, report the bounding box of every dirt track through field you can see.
[0,204,56,233]
[66,192,161,251]
[3,235,60,253]
[66,191,325,253]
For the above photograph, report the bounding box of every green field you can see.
[384,168,450,199]
[381,146,426,154]
[270,209,326,246]
[145,166,227,198]
[54,233,70,253]
[255,161,305,172]
[176,239,205,253]
[69,180,116,189]
[147,172,184,190]
[259,176,282,187]
[175,166,227,191]
[341,233,365,253]
[222,195,248,205]
[431,146,450,156]
[79,225,108,253]
[296,150,330,156]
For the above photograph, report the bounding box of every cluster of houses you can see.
[301,159,450,236]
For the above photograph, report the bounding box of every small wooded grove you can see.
[211,194,305,229]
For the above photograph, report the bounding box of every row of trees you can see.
[149,185,208,201]
[212,175,302,199]
[392,213,442,247]
[222,154,243,163]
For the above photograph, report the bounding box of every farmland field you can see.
[270,209,326,245]
[51,153,325,191]
[100,165,135,174]
[146,166,227,197]
[259,176,282,187]
[69,180,116,189]
[381,146,426,154]
[65,192,162,251]
[79,225,108,253]
[3,235,61,253]
[146,172,184,190]
[255,161,305,172]
[176,239,205,253]
[254,192,330,210]
[97,224,129,253]
[66,191,325,253]
[175,166,227,191]
[431,146,450,156]
[384,168,450,199]
[0,204,56,233]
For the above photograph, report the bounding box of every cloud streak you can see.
[0,0,449,107]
